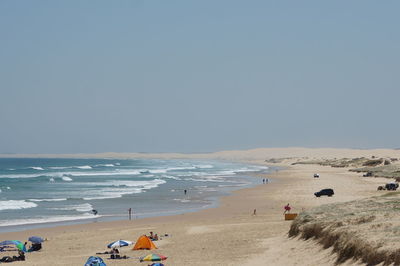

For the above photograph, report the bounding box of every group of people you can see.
[0,240,44,263]
[148,232,159,241]
[96,247,128,259]
[262,178,269,184]
[0,250,25,263]
[110,248,125,259]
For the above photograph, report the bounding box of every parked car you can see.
[314,188,334,197]
[313,173,320,178]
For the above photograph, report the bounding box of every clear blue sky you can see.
[1,1,399,153]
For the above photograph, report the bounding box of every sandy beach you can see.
[1,147,399,266]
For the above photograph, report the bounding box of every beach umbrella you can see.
[140,254,167,262]
[0,240,17,246]
[28,236,44,244]
[0,240,26,252]
[107,240,132,249]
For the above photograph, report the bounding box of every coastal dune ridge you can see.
[1,147,400,265]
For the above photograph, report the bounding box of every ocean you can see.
[0,158,270,232]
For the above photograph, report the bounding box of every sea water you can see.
[0,158,271,232]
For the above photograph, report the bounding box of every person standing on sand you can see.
[184,189,187,195]
[284,203,291,214]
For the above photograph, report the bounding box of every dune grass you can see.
[289,194,400,265]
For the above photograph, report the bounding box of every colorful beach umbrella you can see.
[0,240,26,252]
[29,236,44,244]
[107,240,132,249]
[140,254,167,262]
[0,240,17,246]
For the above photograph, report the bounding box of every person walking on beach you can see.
[262,178,265,184]
[184,189,187,195]
[128,208,132,220]
[283,203,291,214]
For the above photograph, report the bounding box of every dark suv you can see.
[314,188,334,197]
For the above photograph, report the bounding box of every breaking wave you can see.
[0,200,38,211]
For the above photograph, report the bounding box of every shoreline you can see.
[0,160,274,234]
[1,148,400,265]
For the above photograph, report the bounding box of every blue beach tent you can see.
[84,256,106,266]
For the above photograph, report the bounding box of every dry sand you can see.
[1,148,399,266]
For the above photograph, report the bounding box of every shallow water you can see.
[0,158,271,232]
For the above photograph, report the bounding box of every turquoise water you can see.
[0,158,270,232]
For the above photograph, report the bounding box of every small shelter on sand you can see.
[84,256,106,266]
[132,235,157,250]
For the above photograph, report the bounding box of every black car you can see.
[314,188,334,197]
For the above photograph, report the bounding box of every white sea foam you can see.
[83,179,166,188]
[83,195,124,200]
[81,179,166,200]
[184,176,233,183]
[51,203,93,212]
[218,184,244,188]
[214,170,236,176]
[162,175,181,180]
[76,165,92,169]
[149,169,167,174]
[29,198,67,202]
[0,213,98,227]
[0,169,143,179]
[0,173,47,179]
[67,170,142,177]
[167,166,196,171]
[62,176,73,181]
[49,178,55,182]
[194,164,214,169]
[51,164,116,169]
[49,166,70,170]
[0,200,38,211]
[197,187,218,192]
[30,167,44,170]
[148,166,196,174]
[98,164,114,167]
[173,199,191,203]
